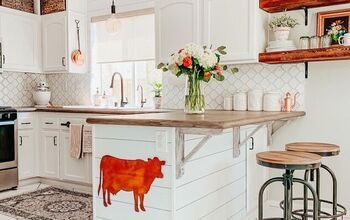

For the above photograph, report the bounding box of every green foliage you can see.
[151,82,163,97]
[269,14,299,29]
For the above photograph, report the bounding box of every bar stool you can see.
[257,151,321,220]
[284,142,347,219]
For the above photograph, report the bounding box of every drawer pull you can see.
[45,122,54,125]
[60,121,71,128]
[21,122,31,125]
[53,136,58,146]
[19,136,23,146]
[249,137,255,150]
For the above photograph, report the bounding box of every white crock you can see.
[274,27,291,41]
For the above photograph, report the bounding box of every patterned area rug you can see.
[0,187,92,220]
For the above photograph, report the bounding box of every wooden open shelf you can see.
[259,46,350,64]
[260,0,350,13]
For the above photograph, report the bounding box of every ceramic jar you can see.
[248,90,263,111]
[224,96,233,111]
[263,92,282,112]
[233,92,247,111]
[274,27,291,41]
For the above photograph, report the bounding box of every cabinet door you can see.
[155,0,201,63]
[18,130,35,180]
[42,12,67,72]
[40,131,60,179]
[59,131,89,183]
[203,0,257,64]
[246,126,268,215]
[1,10,41,72]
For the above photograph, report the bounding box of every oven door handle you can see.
[0,121,15,126]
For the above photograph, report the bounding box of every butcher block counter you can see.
[89,111,305,220]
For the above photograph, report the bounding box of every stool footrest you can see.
[280,197,347,219]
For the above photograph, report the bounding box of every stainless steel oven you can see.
[0,107,18,191]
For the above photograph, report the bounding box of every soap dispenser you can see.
[93,88,102,106]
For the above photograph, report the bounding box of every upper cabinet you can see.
[42,12,67,72]
[0,7,42,73]
[42,11,88,74]
[155,0,201,63]
[156,0,268,64]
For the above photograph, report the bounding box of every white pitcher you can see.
[338,33,350,46]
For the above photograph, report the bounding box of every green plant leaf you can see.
[162,67,168,72]
[193,58,199,65]
[231,67,239,74]
[176,71,182,77]
[217,46,226,51]
[215,74,225,81]
[223,65,228,71]
[202,76,211,83]
[157,63,165,69]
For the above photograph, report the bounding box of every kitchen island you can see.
[87,111,305,220]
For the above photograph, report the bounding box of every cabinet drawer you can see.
[40,117,59,129]
[59,118,87,131]
[18,117,35,129]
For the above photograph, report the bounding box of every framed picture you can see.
[317,9,350,45]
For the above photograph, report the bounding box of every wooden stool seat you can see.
[256,151,321,170]
[286,142,340,157]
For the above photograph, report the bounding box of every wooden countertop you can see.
[15,106,170,115]
[86,111,306,129]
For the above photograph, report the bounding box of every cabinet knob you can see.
[3,55,5,64]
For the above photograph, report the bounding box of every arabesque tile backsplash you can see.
[0,63,304,109]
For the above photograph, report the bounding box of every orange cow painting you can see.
[98,155,166,212]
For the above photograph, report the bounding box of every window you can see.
[91,13,162,108]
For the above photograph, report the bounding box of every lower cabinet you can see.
[60,131,91,183]
[18,130,36,180]
[246,126,268,215]
[40,131,60,179]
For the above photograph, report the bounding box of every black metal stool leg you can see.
[316,168,321,217]
[283,170,293,220]
[321,164,338,220]
[258,177,284,220]
[303,170,310,220]
[294,178,319,220]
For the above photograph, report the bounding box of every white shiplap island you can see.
[87,111,305,220]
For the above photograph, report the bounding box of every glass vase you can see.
[184,73,205,114]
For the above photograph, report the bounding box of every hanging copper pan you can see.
[71,19,85,65]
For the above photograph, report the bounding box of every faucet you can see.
[137,85,147,108]
[110,72,128,107]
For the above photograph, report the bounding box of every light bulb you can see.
[106,14,121,33]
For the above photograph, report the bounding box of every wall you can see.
[163,63,305,110]
[268,3,350,216]
[0,72,91,107]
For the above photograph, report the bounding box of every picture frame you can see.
[317,9,350,44]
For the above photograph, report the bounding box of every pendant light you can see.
[106,0,121,33]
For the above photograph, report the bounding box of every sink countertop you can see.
[86,111,306,129]
[15,106,170,114]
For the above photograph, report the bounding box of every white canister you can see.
[223,96,233,111]
[233,92,247,111]
[263,92,282,112]
[248,90,263,111]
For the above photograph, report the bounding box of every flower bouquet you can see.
[158,43,238,114]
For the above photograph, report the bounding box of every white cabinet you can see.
[0,7,41,73]
[42,11,88,74]
[156,0,267,64]
[42,12,67,72]
[40,131,60,179]
[246,126,268,215]
[60,131,90,183]
[18,130,36,180]
[155,0,201,62]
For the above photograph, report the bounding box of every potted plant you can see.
[152,82,162,109]
[158,43,238,114]
[269,14,299,41]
